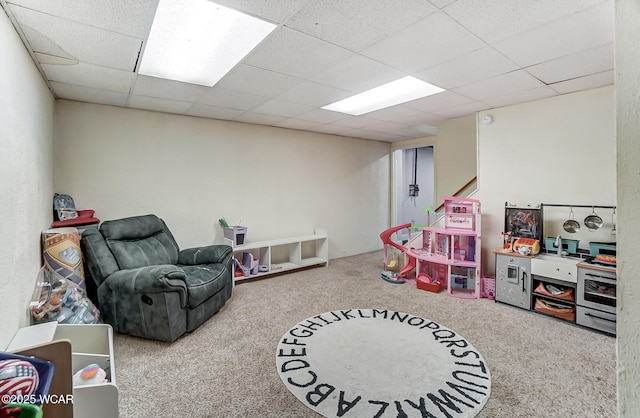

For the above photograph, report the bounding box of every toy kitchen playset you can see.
[494,202,617,336]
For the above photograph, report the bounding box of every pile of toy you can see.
[30,226,101,325]
[234,252,261,277]
[29,266,101,325]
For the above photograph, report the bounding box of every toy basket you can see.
[0,351,55,405]
[416,273,443,293]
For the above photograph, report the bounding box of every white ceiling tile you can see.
[364,105,425,123]
[295,109,350,124]
[250,99,314,117]
[421,114,449,124]
[7,0,157,38]
[402,91,474,113]
[216,64,302,98]
[374,126,424,141]
[417,47,519,89]
[549,70,614,94]
[388,135,421,142]
[331,116,380,129]
[482,86,558,108]
[366,120,411,134]
[391,126,431,139]
[453,70,545,101]
[243,27,354,79]
[132,76,210,102]
[347,129,395,141]
[231,112,287,126]
[432,101,490,118]
[49,82,129,106]
[313,124,356,135]
[273,118,322,130]
[4,0,615,143]
[9,5,141,71]
[185,104,244,120]
[493,1,614,67]
[277,81,350,107]
[128,95,193,114]
[443,0,607,44]
[429,0,456,8]
[285,0,437,51]
[35,52,77,65]
[42,62,134,93]
[212,0,309,23]
[380,108,444,126]
[334,130,367,140]
[363,12,485,73]
[310,55,405,93]
[526,43,613,85]
[198,87,269,110]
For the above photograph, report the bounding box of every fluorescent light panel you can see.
[139,0,276,86]
[322,76,445,116]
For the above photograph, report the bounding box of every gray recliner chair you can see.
[80,214,233,342]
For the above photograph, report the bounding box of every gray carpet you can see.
[114,251,616,417]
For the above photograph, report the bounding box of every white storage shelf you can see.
[226,229,328,281]
[7,322,118,418]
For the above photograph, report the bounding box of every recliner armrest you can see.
[101,265,189,307]
[178,245,232,265]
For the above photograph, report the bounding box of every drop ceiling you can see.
[1,0,614,142]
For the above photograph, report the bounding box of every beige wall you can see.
[392,114,477,209]
[0,9,54,348]
[54,101,391,258]
[616,0,640,414]
[476,85,615,274]
[4,2,639,412]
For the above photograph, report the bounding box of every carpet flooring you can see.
[114,251,616,417]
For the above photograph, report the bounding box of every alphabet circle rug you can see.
[276,309,491,418]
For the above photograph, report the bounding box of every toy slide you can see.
[379,223,416,284]
[398,255,416,277]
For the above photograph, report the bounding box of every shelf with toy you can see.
[450,266,477,291]
[7,322,118,418]
[226,229,328,281]
[444,199,476,230]
[406,247,448,264]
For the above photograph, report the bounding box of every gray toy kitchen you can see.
[494,203,617,336]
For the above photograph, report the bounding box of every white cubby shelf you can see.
[225,229,328,282]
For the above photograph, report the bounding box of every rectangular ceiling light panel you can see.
[139,0,276,86]
[322,76,445,115]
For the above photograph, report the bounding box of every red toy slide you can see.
[398,255,416,277]
[379,223,417,283]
